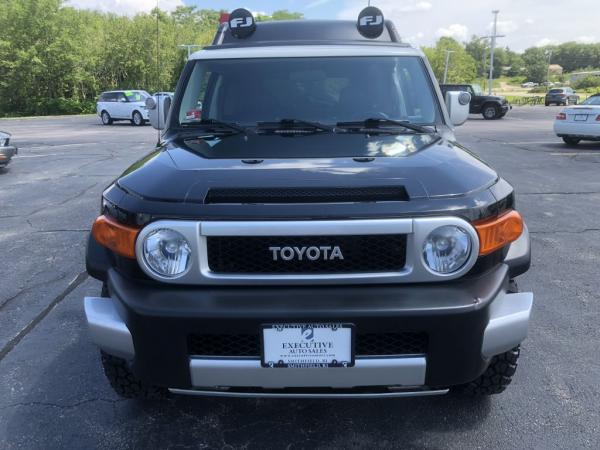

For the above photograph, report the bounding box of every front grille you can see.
[356,333,428,356]
[205,186,409,204]
[188,332,428,357]
[207,234,407,274]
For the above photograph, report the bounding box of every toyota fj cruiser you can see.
[84,8,533,399]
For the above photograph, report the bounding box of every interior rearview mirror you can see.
[147,95,172,130]
[445,91,471,127]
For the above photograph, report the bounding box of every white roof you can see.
[190,45,422,60]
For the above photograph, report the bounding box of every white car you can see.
[96,90,150,126]
[554,94,600,145]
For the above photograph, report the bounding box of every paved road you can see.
[1,108,599,449]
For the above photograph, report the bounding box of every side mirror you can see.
[147,96,172,130]
[445,91,471,127]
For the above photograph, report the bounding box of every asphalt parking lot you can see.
[1,107,599,449]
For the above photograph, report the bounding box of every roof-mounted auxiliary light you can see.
[357,6,385,39]
[228,8,256,39]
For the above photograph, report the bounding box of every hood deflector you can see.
[204,186,409,204]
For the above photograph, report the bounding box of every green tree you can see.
[257,10,304,21]
[522,47,550,83]
[465,36,488,77]
[423,37,477,83]
[0,1,302,116]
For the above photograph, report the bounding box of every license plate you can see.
[575,114,588,121]
[262,323,354,368]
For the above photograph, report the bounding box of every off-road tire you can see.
[482,104,499,120]
[563,136,581,145]
[100,351,169,399]
[456,346,520,395]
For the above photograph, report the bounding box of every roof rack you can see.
[208,8,406,50]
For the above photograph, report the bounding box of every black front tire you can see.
[482,104,499,120]
[455,346,520,395]
[562,136,581,145]
[101,352,168,399]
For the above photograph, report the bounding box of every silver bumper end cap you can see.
[482,291,533,358]
[189,356,426,389]
[84,297,134,359]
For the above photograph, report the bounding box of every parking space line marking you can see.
[505,141,561,145]
[15,154,62,158]
[551,152,600,156]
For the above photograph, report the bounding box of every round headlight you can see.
[422,226,472,274]
[142,229,192,278]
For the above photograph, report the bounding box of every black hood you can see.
[117,133,497,202]
[109,132,505,222]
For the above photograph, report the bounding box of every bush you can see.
[529,86,549,93]
[26,98,95,116]
[574,76,600,90]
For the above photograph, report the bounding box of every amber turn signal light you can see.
[91,215,140,259]
[474,210,524,256]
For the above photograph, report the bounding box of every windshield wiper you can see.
[336,118,435,134]
[181,119,251,135]
[257,119,336,134]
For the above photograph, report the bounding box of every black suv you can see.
[84,9,533,400]
[440,84,511,120]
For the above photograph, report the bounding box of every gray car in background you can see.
[0,131,17,168]
[545,87,580,106]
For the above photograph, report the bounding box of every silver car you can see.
[0,131,17,168]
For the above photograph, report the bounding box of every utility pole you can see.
[546,49,553,89]
[177,44,203,60]
[488,10,505,95]
[443,50,455,84]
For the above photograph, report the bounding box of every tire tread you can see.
[101,352,168,399]
[457,346,520,396]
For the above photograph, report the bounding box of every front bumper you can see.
[84,262,533,396]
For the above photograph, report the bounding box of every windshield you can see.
[583,96,600,105]
[177,56,439,127]
[549,89,564,94]
[125,91,149,102]
[471,84,483,96]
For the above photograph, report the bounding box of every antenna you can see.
[156,0,161,147]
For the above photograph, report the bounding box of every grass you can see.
[483,76,598,104]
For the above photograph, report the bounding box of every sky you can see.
[66,0,599,52]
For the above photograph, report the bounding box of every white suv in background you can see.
[96,90,150,126]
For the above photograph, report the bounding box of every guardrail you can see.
[506,96,545,106]
[505,93,592,106]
